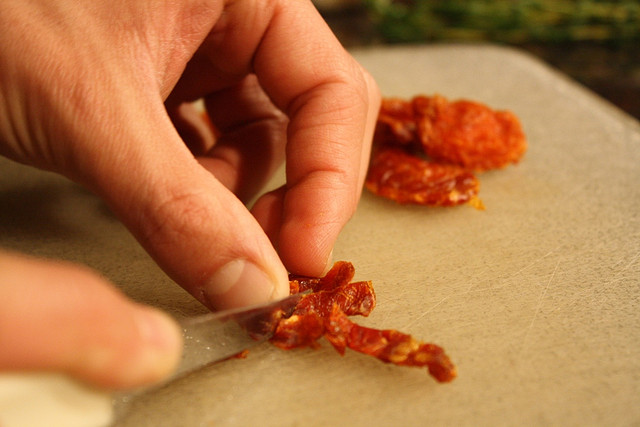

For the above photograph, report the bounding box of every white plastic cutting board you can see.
[1,45,639,426]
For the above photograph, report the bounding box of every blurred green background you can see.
[313,0,640,119]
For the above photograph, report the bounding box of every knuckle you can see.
[138,188,215,249]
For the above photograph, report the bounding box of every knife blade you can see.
[174,291,304,379]
[113,291,304,420]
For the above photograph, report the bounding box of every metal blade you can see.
[112,292,304,421]
[174,291,304,378]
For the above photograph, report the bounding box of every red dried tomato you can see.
[325,305,457,383]
[272,262,376,349]
[368,94,526,206]
[270,262,456,383]
[374,97,421,149]
[365,147,484,208]
[414,95,527,171]
[289,259,356,293]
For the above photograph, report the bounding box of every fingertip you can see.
[268,261,291,301]
[279,222,336,278]
[0,251,184,391]
[126,307,183,386]
[70,304,183,391]
[202,258,289,311]
[322,248,335,275]
[252,186,341,278]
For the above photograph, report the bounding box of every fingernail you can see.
[203,259,287,311]
[322,249,335,275]
[128,308,182,384]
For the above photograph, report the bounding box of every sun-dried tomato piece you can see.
[365,147,484,208]
[414,95,526,171]
[324,305,457,383]
[270,310,325,349]
[289,260,355,293]
[368,94,526,207]
[271,277,376,349]
[294,280,376,318]
[374,97,421,148]
[270,262,456,383]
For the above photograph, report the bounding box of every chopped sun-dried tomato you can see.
[365,147,484,208]
[270,262,456,383]
[374,97,421,149]
[325,305,457,383]
[272,262,376,349]
[289,259,355,293]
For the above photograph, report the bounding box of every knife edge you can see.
[112,292,305,421]
[175,291,305,378]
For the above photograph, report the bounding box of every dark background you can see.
[318,2,640,120]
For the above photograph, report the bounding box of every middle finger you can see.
[199,75,288,203]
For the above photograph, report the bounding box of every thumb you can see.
[78,103,289,311]
[0,250,181,390]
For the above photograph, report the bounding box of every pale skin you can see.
[0,0,380,389]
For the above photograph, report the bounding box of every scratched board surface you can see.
[1,45,639,426]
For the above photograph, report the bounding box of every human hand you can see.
[0,250,181,389]
[0,0,380,389]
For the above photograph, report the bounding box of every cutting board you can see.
[0,45,638,426]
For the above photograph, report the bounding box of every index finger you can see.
[209,0,380,276]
